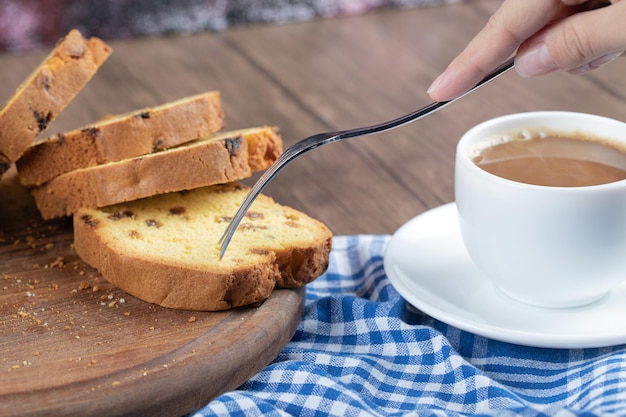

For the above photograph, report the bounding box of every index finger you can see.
[428,0,565,101]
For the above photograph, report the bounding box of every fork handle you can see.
[218,57,515,258]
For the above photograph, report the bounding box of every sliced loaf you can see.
[31,126,282,219]
[17,91,225,186]
[0,29,112,163]
[73,182,332,311]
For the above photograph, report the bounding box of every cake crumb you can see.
[17,310,30,318]
[46,256,65,269]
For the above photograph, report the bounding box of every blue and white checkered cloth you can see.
[191,235,626,417]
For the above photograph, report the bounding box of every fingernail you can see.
[590,51,623,67]
[427,72,445,95]
[515,42,558,77]
[568,52,623,75]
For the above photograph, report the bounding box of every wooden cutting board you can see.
[0,168,305,417]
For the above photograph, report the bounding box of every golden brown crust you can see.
[31,126,283,219]
[17,91,225,186]
[73,183,332,311]
[244,126,283,171]
[0,29,112,162]
[274,241,332,288]
[32,136,251,219]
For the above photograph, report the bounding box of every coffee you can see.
[472,131,626,186]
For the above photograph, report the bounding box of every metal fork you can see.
[219,57,515,258]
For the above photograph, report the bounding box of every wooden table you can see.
[2,0,625,235]
[1,1,625,416]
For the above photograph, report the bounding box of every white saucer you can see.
[383,203,626,349]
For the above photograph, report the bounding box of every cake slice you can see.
[31,126,282,219]
[17,91,225,186]
[0,29,112,163]
[73,182,332,311]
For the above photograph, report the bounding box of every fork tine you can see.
[218,133,339,258]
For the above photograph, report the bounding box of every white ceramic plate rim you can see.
[383,203,626,349]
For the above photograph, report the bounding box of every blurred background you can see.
[0,0,459,53]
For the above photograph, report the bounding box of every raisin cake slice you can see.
[73,182,332,311]
[17,91,225,186]
[0,29,112,163]
[31,126,282,219]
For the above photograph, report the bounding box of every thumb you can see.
[515,2,626,77]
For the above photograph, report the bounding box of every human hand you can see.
[427,0,625,102]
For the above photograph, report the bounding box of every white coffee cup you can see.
[455,111,626,308]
